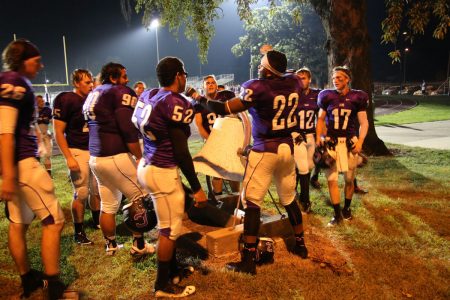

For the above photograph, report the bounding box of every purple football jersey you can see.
[37,106,52,124]
[53,91,89,150]
[239,74,303,153]
[197,90,236,134]
[317,89,369,138]
[132,89,195,168]
[296,88,320,134]
[0,71,38,161]
[83,84,140,157]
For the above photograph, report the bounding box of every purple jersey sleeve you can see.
[53,92,89,150]
[133,89,195,167]
[240,74,302,153]
[0,71,38,161]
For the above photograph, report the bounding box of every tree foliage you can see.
[231,2,327,85]
[125,0,224,62]
[382,0,450,62]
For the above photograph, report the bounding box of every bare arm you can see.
[53,119,80,172]
[354,111,369,154]
[316,109,327,146]
[0,106,18,201]
[0,133,16,201]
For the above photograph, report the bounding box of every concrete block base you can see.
[206,214,294,257]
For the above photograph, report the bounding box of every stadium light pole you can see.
[403,47,409,88]
[150,19,160,63]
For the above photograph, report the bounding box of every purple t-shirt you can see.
[83,84,140,157]
[53,91,89,150]
[317,89,369,138]
[0,71,38,161]
[37,106,52,125]
[132,89,195,168]
[239,74,303,153]
[295,88,320,134]
[197,90,235,134]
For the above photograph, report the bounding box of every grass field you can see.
[374,95,450,125]
[1,142,449,299]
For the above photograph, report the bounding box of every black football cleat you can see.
[342,208,353,220]
[300,199,312,214]
[20,269,43,299]
[327,214,344,227]
[291,238,308,259]
[310,178,321,189]
[74,232,93,245]
[226,248,256,275]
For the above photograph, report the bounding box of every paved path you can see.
[374,98,417,116]
[375,120,450,150]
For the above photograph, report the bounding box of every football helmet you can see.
[313,145,335,168]
[122,195,157,233]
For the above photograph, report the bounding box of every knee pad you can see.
[74,186,89,202]
[243,204,261,237]
[101,200,120,214]
[284,200,303,227]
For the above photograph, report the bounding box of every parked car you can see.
[382,86,400,95]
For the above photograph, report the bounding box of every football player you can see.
[316,66,369,226]
[53,69,101,245]
[0,39,74,299]
[194,74,239,196]
[292,67,320,213]
[190,50,308,275]
[36,95,53,175]
[134,57,206,298]
[133,81,146,98]
[82,62,154,257]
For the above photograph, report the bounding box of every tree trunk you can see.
[311,0,391,155]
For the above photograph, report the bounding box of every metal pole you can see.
[63,36,69,85]
[155,27,159,63]
[402,50,408,92]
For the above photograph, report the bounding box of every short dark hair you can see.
[156,57,185,87]
[267,50,287,74]
[100,62,125,84]
[296,67,311,78]
[2,39,40,72]
[71,69,93,86]
[332,66,352,79]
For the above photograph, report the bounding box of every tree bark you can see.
[311,0,391,155]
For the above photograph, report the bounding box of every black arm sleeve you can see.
[197,96,228,115]
[168,126,202,192]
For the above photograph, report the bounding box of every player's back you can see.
[134,88,194,167]
[241,75,302,153]
[84,84,137,156]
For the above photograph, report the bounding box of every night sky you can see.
[1,0,449,87]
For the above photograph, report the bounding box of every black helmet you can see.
[122,195,157,233]
[313,145,335,168]
[239,236,275,265]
